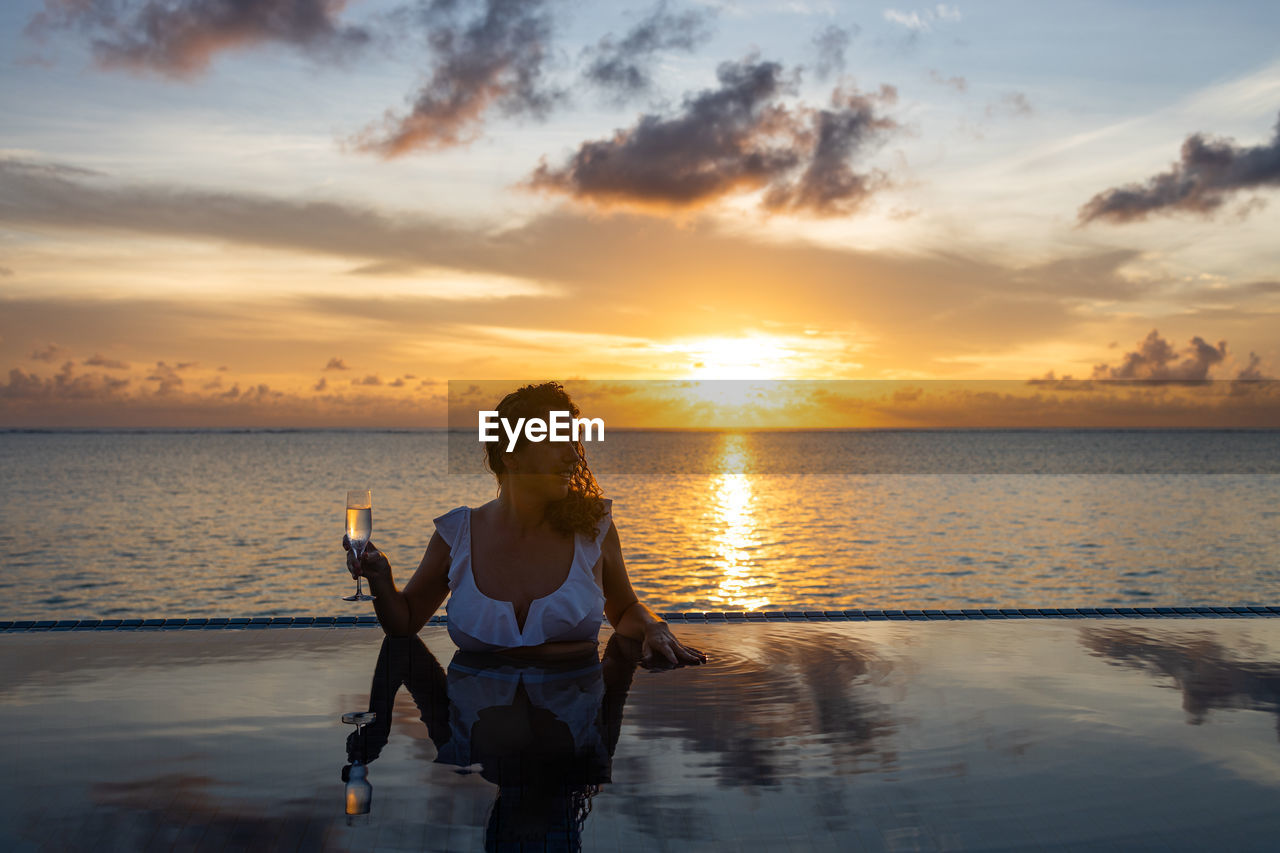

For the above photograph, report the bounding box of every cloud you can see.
[985,91,1031,118]
[527,58,899,216]
[218,382,282,401]
[324,357,349,371]
[0,155,453,260]
[84,353,131,369]
[30,342,64,362]
[928,69,966,92]
[0,357,450,427]
[1080,112,1280,224]
[313,377,328,392]
[883,4,961,32]
[811,24,855,81]
[1087,329,1229,381]
[7,155,1274,379]
[353,374,382,386]
[25,0,372,78]
[1,361,131,402]
[145,360,185,394]
[1236,352,1270,381]
[349,0,561,156]
[762,85,899,216]
[581,1,714,99]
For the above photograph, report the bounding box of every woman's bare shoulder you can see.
[469,499,500,529]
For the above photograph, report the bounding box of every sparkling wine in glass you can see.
[344,489,375,602]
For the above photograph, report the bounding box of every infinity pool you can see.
[4,620,1280,851]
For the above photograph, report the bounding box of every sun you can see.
[669,334,797,380]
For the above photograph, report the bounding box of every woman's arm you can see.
[600,520,706,666]
[346,531,451,638]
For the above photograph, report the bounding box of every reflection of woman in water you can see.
[345,634,642,850]
[346,381,705,667]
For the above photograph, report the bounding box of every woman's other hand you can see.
[641,622,707,669]
[344,535,393,588]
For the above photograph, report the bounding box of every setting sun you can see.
[671,335,798,379]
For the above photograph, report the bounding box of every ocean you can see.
[2,429,1277,619]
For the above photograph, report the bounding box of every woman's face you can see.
[505,435,580,500]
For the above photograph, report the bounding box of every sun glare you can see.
[677,335,795,379]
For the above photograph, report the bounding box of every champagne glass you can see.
[344,489,375,602]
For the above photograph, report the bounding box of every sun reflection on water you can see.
[709,434,772,611]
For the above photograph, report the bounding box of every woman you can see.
[345,381,706,667]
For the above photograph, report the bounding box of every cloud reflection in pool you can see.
[5,620,1280,850]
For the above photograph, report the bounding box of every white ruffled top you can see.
[433,499,611,651]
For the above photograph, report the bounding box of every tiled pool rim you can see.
[2,606,1279,632]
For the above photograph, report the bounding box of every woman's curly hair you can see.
[483,382,608,540]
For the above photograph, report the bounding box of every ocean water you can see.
[1,429,1278,619]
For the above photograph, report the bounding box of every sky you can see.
[1,0,1279,427]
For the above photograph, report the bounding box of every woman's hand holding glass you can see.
[344,535,394,592]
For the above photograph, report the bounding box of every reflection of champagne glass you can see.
[345,760,372,824]
[343,490,375,602]
[342,710,376,824]
[342,710,376,737]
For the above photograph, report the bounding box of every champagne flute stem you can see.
[356,540,366,598]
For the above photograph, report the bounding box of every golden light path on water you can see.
[708,433,773,611]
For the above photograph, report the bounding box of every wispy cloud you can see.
[349,0,561,156]
[928,69,966,93]
[882,4,961,32]
[29,342,64,362]
[1080,111,1280,224]
[985,91,1032,118]
[84,353,131,369]
[25,0,371,78]
[811,23,856,81]
[581,1,714,100]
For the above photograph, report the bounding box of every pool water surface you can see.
[3,620,1280,851]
